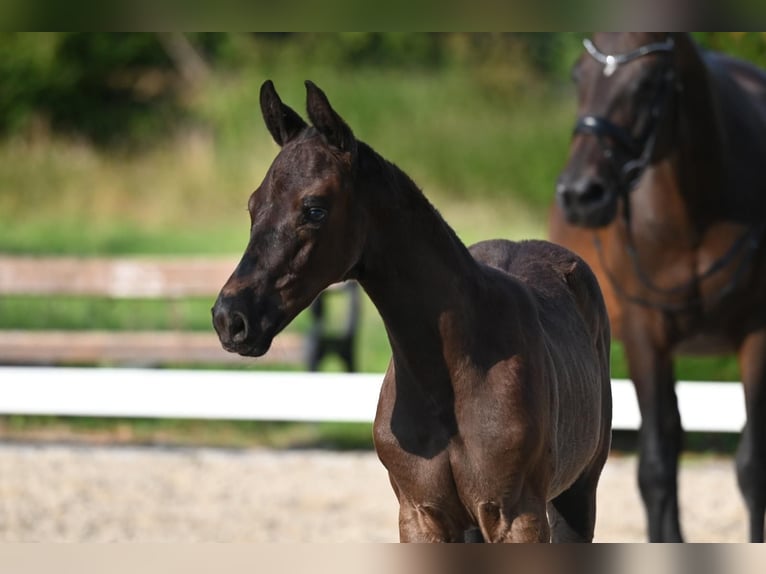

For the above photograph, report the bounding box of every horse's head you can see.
[556,33,680,228]
[212,81,366,356]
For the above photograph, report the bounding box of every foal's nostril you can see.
[212,306,229,336]
[212,304,250,346]
[229,311,249,343]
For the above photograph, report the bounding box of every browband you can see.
[583,37,675,77]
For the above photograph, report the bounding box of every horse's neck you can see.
[673,35,766,231]
[702,53,766,221]
[670,38,734,228]
[355,145,481,391]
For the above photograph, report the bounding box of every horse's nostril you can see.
[558,190,574,210]
[580,182,607,205]
[230,311,249,343]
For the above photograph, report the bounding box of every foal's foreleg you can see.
[475,492,551,543]
[397,501,465,542]
[736,330,766,543]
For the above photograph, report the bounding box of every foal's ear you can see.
[305,80,357,156]
[260,80,307,146]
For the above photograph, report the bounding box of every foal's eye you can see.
[304,206,328,224]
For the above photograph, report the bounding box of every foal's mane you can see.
[354,139,469,255]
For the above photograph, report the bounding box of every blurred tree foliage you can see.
[0,33,582,147]
[1,33,765,148]
[694,32,766,65]
[0,32,226,145]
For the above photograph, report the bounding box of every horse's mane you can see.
[702,53,766,221]
[677,40,766,223]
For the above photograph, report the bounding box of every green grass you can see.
[0,66,572,255]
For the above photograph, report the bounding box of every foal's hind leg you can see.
[548,455,607,542]
[736,330,766,542]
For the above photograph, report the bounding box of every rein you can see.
[580,36,766,313]
[593,222,765,314]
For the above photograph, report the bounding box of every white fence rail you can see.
[0,367,746,432]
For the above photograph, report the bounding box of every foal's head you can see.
[212,81,366,356]
[556,33,680,228]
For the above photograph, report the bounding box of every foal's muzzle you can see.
[211,296,272,357]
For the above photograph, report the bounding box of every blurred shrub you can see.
[0,33,226,146]
[0,33,57,135]
[2,33,765,149]
[694,32,766,67]
[0,33,582,148]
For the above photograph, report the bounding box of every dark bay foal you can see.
[212,80,612,542]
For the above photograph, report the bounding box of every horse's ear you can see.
[260,80,307,147]
[305,80,357,156]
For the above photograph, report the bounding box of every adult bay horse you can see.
[212,80,612,542]
[552,32,766,542]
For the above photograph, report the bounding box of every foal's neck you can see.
[354,143,481,388]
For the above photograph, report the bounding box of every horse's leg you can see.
[623,327,684,542]
[736,329,766,543]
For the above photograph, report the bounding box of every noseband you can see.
[575,37,677,199]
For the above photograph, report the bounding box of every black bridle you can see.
[578,36,765,314]
[575,36,678,201]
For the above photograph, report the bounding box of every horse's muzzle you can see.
[556,178,617,228]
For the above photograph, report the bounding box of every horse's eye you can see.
[304,206,328,224]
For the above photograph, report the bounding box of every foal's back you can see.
[469,239,609,351]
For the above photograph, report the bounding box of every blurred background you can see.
[2,32,765,448]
